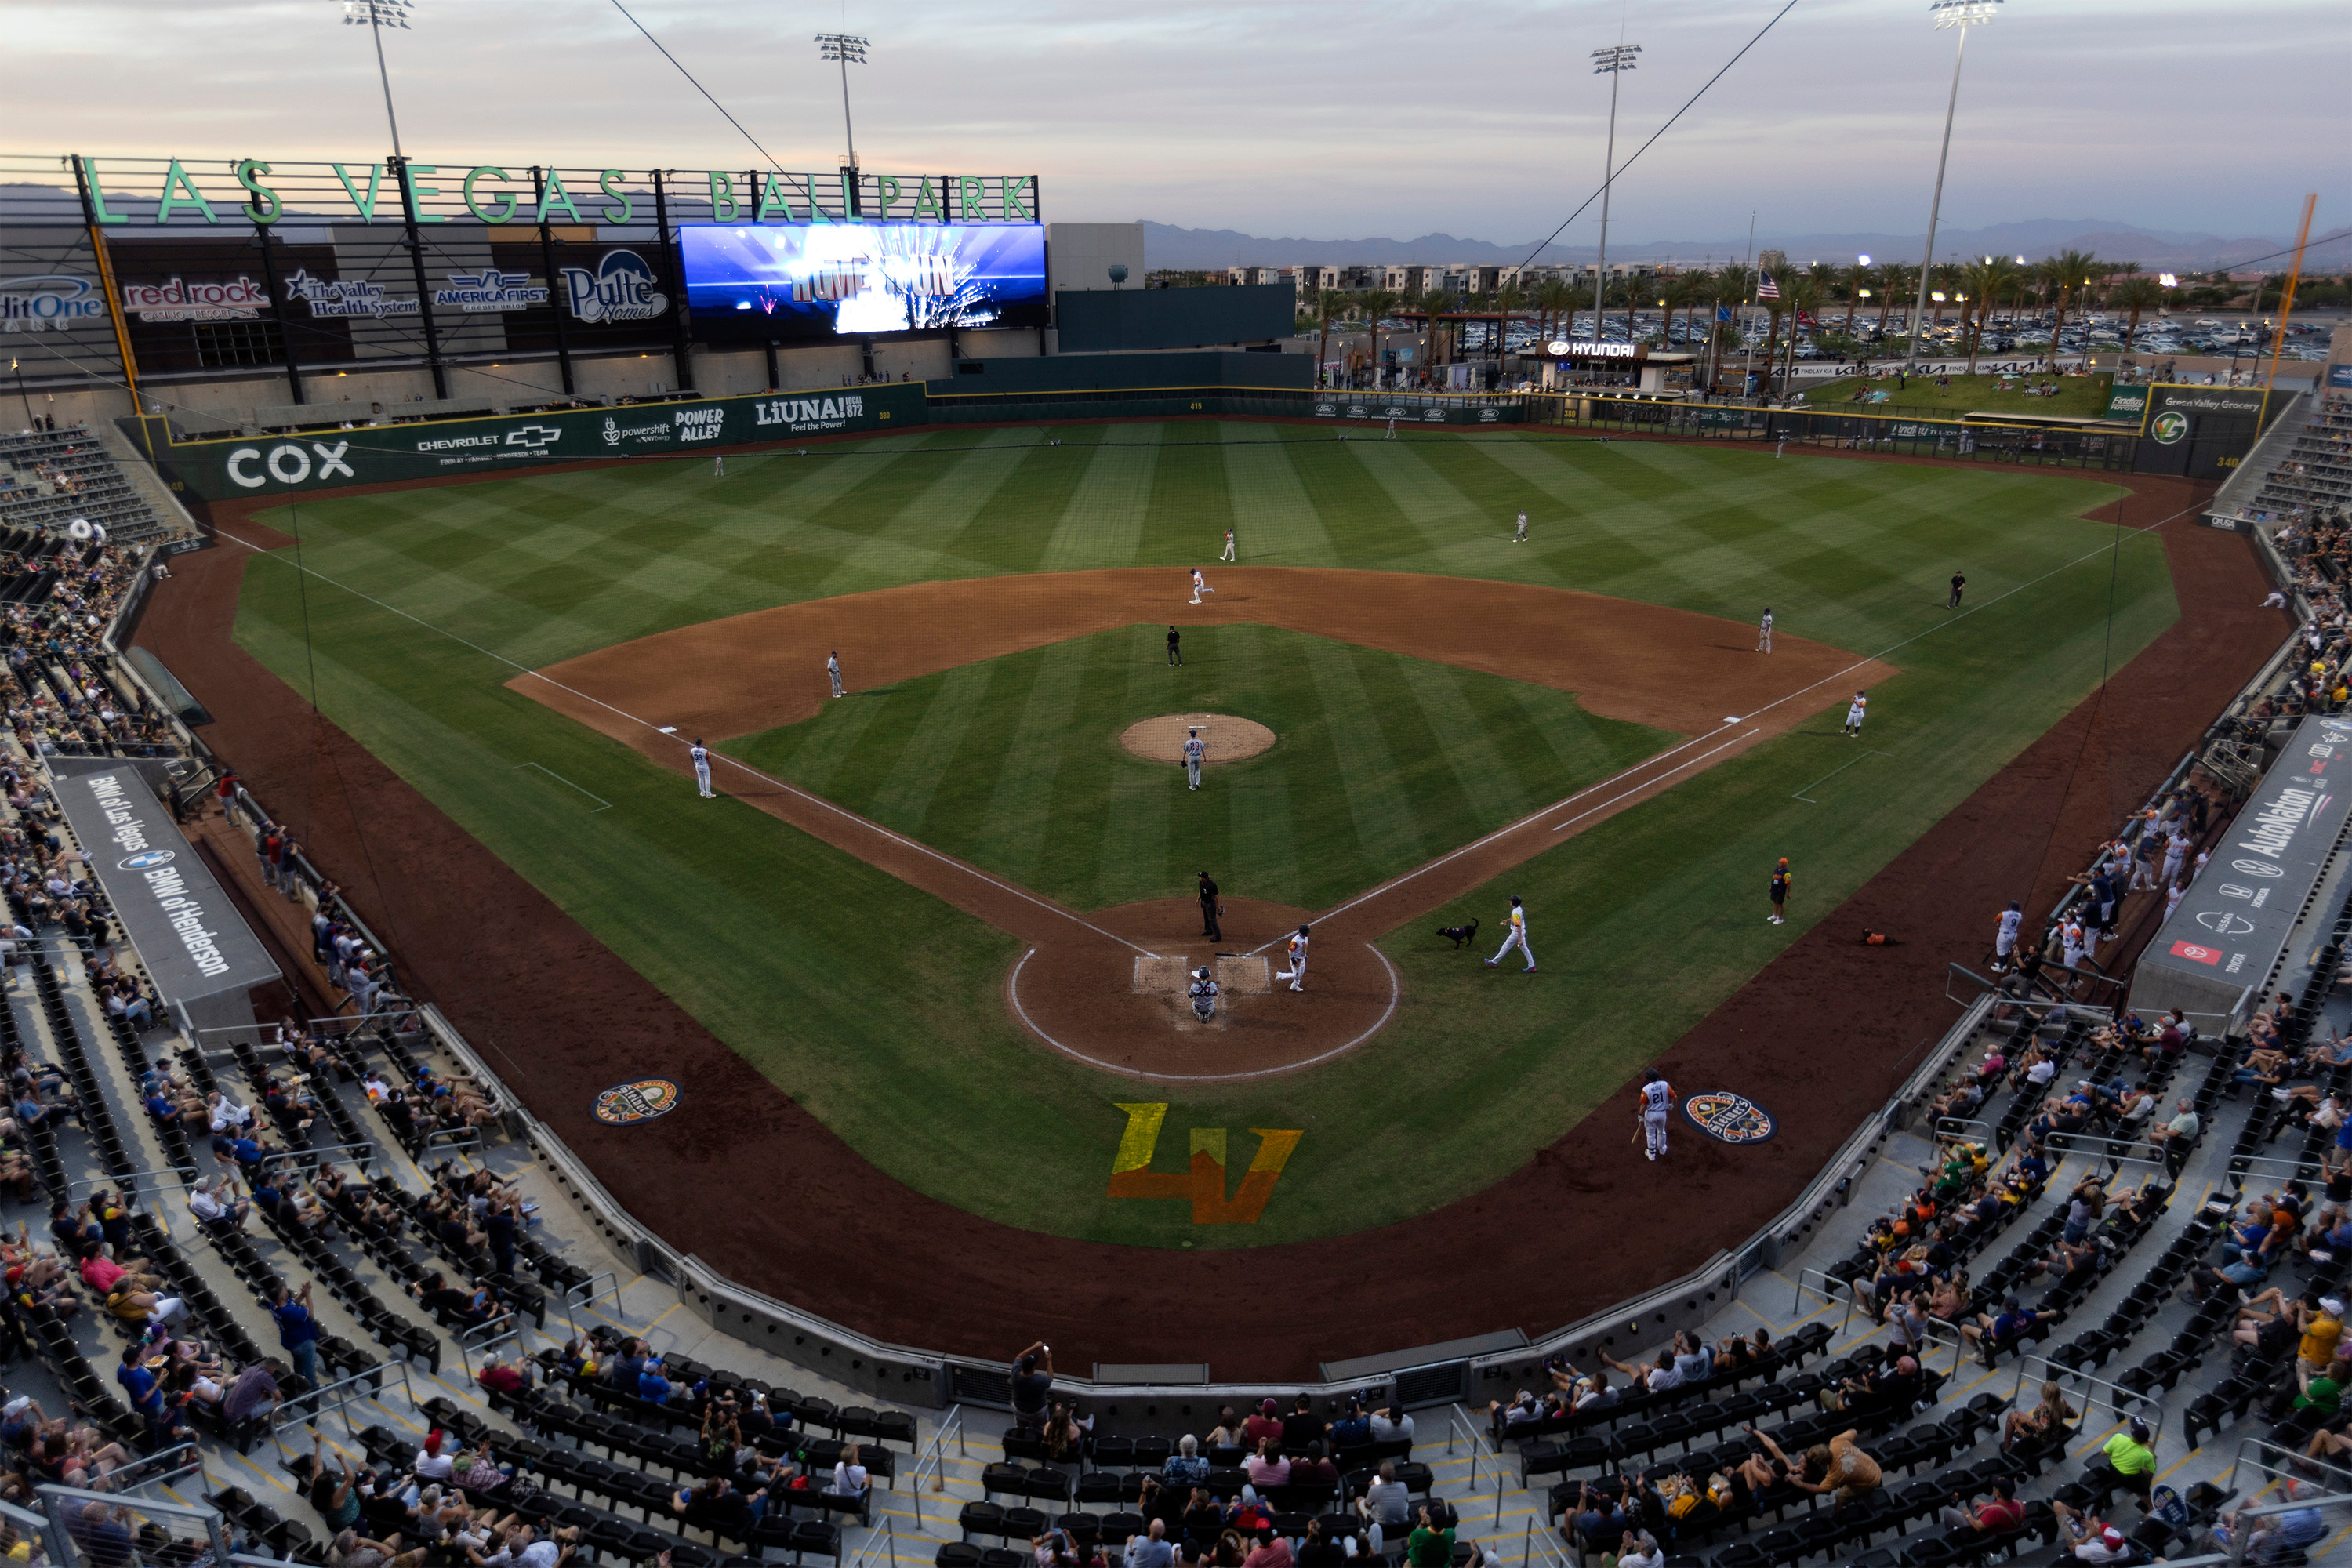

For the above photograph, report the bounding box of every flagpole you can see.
[1740,210,1757,401]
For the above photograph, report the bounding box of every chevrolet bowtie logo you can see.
[504,424,563,449]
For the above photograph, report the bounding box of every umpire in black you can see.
[1198,870,1221,942]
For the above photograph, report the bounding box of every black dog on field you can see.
[1436,918,1480,949]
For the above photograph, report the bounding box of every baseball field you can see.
[210,420,2176,1251]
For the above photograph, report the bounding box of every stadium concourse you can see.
[0,419,2346,1568]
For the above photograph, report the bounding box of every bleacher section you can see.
[2248,393,2352,529]
[0,426,179,544]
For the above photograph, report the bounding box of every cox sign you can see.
[224,440,354,490]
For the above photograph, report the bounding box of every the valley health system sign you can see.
[154,382,926,499]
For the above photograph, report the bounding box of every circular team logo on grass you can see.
[1684,1091,1777,1145]
[2150,411,2190,445]
[593,1078,681,1127]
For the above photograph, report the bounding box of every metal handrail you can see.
[63,1163,194,1204]
[908,1406,967,1528]
[563,1270,626,1339]
[268,1360,423,1463]
[1791,1266,1862,1332]
[253,1138,379,1171]
[2010,1353,2161,1425]
[455,1318,523,1381]
[35,1480,230,1568]
[2224,1149,2335,1190]
[1444,1404,1485,1490]
[2039,1128,2169,1174]
[2228,1435,2352,1497]
[842,1516,895,1568]
[1523,1515,1575,1568]
[100,1441,205,1498]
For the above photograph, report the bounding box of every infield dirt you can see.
[139,467,2279,1377]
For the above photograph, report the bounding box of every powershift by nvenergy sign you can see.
[50,767,277,1007]
[2131,714,2352,1022]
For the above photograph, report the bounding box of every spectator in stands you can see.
[2049,1500,2132,1563]
[1164,1435,1209,1487]
[1368,1405,1413,1444]
[1403,1506,1452,1568]
[1280,1396,1326,1454]
[188,1175,251,1234]
[1714,1327,1772,1376]
[1792,1429,1881,1508]
[2096,1417,2158,1508]
[1598,1346,1680,1392]
[1243,1399,1284,1450]
[1959,1296,2037,1367]
[1289,1440,1337,1494]
[269,1280,324,1386]
[2002,1381,2078,1453]
[1041,1400,1091,1462]
[1938,1475,2027,1536]
[1326,1401,1370,1450]
[1242,1439,1288,1500]
[1011,1341,1054,1424]
[1355,1461,1412,1550]
[1127,1519,1174,1568]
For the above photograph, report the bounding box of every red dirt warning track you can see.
[137,470,2281,1379]
[515,567,1882,1076]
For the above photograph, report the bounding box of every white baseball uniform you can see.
[1184,733,1206,790]
[1514,512,1528,543]
[1278,932,1308,991]
[690,744,714,798]
[1757,612,1773,652]
[827,653,844,699]
[1843,695,1867,735]
[1487,905,1534,971]
[1994,908,2022,961]
[1190,568,1214,604]
[713,453,725,478]
[2161,832,2187,886]
[1220,529,1236,562]
[1641,1079,1674,1160]
[2060,921,2084,972]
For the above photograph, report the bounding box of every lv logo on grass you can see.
[1107,1103,1302,1224]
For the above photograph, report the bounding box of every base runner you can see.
[1276,924,1310,992]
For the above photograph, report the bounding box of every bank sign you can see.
[150,381,925,499]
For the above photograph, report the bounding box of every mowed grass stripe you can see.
[969,637,1094,886]
[1040,426,1163,570]
[1215,425,1337,565]
[1301,637,1427,871]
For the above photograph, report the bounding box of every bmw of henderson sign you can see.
[50,767,278,1007]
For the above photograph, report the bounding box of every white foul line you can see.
[216,525,1159,960]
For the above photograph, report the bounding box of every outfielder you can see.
[1841,691,1868,737]
[1639,1069,1675,1161]
[690,739,715,799]
[1189,568,1215,604]
[1183,727,1206,790]
[1757,608,1774,653]
[1220,528,1236,563]
[827,650,845,699]
[1276,924,1310,992]
[1484,895,1534,972]
[1513,512,1529,545]
[713,453,725,479]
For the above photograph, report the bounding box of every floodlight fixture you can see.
[1589,42,1642,328]
[816,34,871,172]
[1907,0,2005,367]
[339,0,413,155]
[1858,252,1873,266]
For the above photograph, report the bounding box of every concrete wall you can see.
[1047,223,1146,296]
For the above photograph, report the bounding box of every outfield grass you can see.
[230,423,2176,1246]
[1798,371,2118,420]
[727,622,1671,913]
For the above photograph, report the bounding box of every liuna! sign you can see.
[143,381,926,500]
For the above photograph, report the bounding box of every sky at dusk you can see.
[9,0,2346,249]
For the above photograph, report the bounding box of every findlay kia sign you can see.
[2132,714,2352,1022]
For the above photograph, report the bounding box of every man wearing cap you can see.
[2206,1481,2328,1559]
[1243,1399,1284,1450]
[2097,1418,2157,1507]
[2050,1500,2131,1563]
[2301,1295,2345,1375]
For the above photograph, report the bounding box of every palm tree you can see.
[1709,267,1751,390]
[1777,275,1824,389]
[1958,256,2022,375]
[1497,279,1527,374]
[2108,275,2165,354]
[2034,249,2097,369]
[1841,263,1877,340]
[1877,263,1916,338]
[1668,272,1705,353]
[1415,289,1451,373]
[1534,278,1575,351]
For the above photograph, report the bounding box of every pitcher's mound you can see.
[1120,713,1276,764]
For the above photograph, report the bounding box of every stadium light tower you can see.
[1591,42,1641,330]
[340,0,413,157]
[1907,0,2002,368]
[816,34,870,173]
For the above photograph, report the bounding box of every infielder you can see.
[1220,528,1236,563]
[1994,901,2023,971]
[1276,924,1310,992]
[1769,858,1791,924]
[1189,568,1215,604]
[1513,512,1529,545]
[1639,1069,1675,1161]
[690,739,714,799]
[1183,727,1206,790]
[1757,608,1774,653]
[827,650,845,699]
[1841,691,1868,738]
[1484,895,1534,972]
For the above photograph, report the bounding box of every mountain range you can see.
[1141,218,2347,274]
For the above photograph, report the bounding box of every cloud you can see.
[10,0,2347,244]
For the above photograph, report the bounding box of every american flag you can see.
[1756,272,1780,301]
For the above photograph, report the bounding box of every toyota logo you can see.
[118,850,175,871]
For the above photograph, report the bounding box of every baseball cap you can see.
[2325,1298,2347,1316]
[2099,1527,2125,1548]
